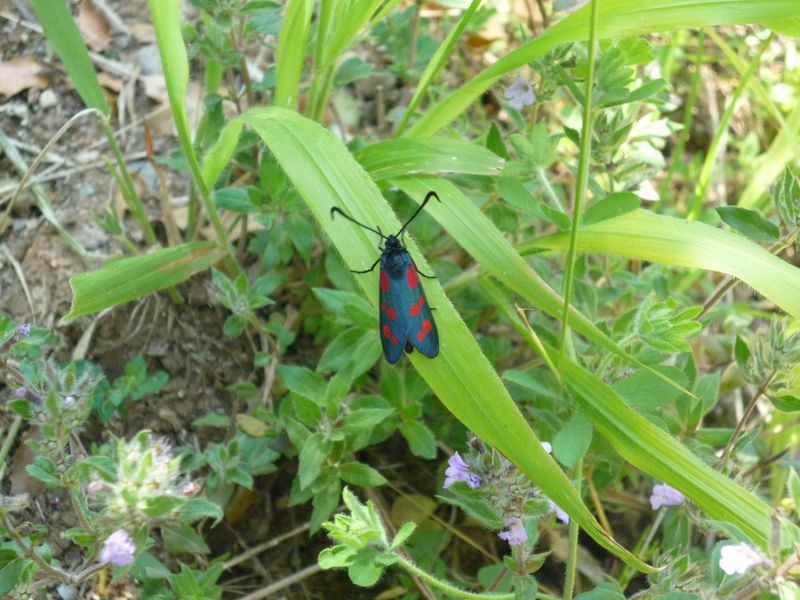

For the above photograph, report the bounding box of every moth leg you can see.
[351,256,381,274]
[417,270,436,279]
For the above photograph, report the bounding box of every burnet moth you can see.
[331,191,441,364]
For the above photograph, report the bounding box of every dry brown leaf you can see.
[97,71,123,93]
[131,22,156,43]
[77,0,112,51]
[0,57,48,98]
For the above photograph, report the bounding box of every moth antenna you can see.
[331,206,388,240]
[396,191,441,237]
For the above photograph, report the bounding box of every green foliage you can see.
[93,357,169,422]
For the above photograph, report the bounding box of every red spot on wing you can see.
[409,296,426,317]
[406,266,419,289]
[417,319,433,342]
[382,323,399,345]
[381,302,398,320]
[380,270,390,293]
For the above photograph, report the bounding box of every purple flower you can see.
[14,323,31,341]
[504,77,536,110]
[547,499,570,525]
[719,542,764,575]
[498,516,528,546]
[444,451,481,489]
[100,529,135,566]
[650,482,686,510]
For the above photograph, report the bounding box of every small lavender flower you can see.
[100,529,135,566]
[650,482,686,510]
[443,451,481,489]
[547,499,570,525]
[504,77,536,110]
[719,542,764,575]
[14,323,31,341]
[498,516,528,546]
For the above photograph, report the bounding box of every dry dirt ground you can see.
[0,0,376,597]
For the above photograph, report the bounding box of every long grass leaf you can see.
[30,0,109,114]
[64,243,225,321]
[238,106,652,572]
[525,209,800,317]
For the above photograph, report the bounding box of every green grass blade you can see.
[484,279,775,550]
[30,0,109,115]
[561,351,774,548]
[407,0,800,137]
[394,0,482,136]
[63,242,225,322]
[238,106,652,572]
[688,34,772,219]
[354,138,504,180]
[275,0,314,109]
[525,209,800,318]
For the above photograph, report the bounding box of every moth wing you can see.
[379,265,410,364]
[402,261,439,359]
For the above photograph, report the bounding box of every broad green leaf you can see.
[237,106,651,571]
[612,367,687,409]
[526,209,800,318]
[552,413,593,469]
[407,0,799,136]
[354,138,504,180]
[63,242,225,321]
[161,522,210,555]
[716,206,780,242]
[30,0,109,114]
[339,462,388,487]
[582,192,640,226]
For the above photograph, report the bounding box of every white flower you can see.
[719,542,764,575]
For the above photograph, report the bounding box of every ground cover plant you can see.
[1,0,800,598]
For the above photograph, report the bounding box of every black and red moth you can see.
[331,191,440,364]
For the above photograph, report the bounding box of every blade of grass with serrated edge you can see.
[63,242,225,321]
[482,278,774,550]
[407,0,799,137]
[237,106,652,572]
[524,209,800,318]
[354,138,504,180]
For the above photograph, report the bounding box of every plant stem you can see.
[558,0,600,359]
[101,118,158,246]
[717,369,777,471]
[563,457,583,600]
[396,555,514,599]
